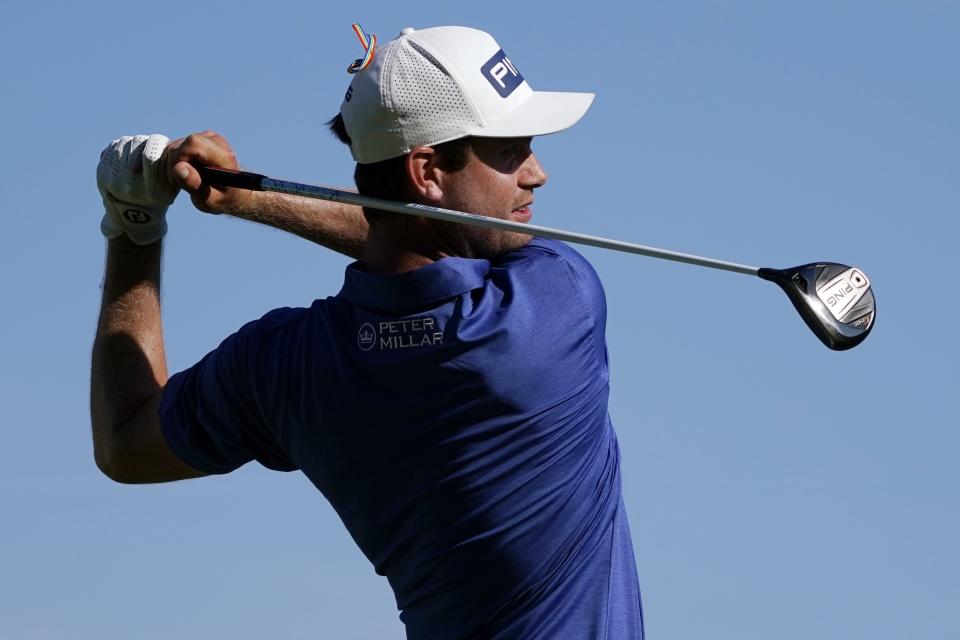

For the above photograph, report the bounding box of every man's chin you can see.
[480,232,533,260]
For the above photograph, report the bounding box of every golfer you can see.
[92,26,643,639]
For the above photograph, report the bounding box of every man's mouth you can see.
[510,203,532,223]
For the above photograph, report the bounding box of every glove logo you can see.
[123,209,152,225]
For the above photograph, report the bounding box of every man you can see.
[92,26,643,639]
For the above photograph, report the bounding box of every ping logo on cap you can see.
[481,49,523,97]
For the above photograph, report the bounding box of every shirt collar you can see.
[338,256,490,312]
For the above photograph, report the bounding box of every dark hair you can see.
[328,113,473,224]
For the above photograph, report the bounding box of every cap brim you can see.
[470,91,595,138]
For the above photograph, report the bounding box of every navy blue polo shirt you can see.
[160,237,644,639]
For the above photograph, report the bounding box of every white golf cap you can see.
[340,26,595,164]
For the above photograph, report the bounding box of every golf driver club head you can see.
[758,263,875,350]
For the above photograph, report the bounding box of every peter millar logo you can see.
[481,49,523,98]
[357,323,377,351]
[356,316,444,352]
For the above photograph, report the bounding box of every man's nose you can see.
[520,153,548,189]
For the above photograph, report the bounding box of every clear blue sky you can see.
[2,1,957,638]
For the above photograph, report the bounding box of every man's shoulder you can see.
[498,237,588,264]
[498,237,602,287]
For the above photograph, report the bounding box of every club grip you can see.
[197,166,267,191]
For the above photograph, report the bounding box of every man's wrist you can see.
[107,233,163,253]
[220,188,267,220]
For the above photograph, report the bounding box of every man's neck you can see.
[359,219,449,275]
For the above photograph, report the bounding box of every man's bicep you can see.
[158,313,301,475]
[107,391,209,483]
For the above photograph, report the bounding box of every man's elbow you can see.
[93,436,147,484]
[91,409,207,484]
[94,445,136,484]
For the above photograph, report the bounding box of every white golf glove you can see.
[97,134,178,245]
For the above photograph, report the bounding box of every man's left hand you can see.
[97,134,178,245]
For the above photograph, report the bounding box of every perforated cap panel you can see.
[388,40,477,151]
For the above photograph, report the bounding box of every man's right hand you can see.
[164,130,255,215]
[166,129,368,259]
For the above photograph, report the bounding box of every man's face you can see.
[435,136,547,259]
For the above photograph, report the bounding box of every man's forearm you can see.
[229,190,369,259]
[90,237,167,473]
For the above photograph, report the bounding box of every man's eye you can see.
[502,145,522,161]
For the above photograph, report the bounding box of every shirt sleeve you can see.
[532,238,607,328]
[525,237,609,367]
[159,308,303,474]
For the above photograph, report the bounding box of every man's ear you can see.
[406,146,444,202]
